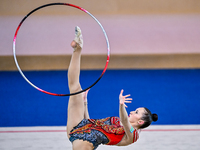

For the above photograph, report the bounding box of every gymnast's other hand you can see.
[119,89,132,108]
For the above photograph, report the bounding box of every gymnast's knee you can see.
[69,83,82,93]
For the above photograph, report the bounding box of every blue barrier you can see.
[0,69,200,127]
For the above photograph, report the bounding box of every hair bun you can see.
[152,114,158,122]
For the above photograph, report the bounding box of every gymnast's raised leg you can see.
[66,27,93,150]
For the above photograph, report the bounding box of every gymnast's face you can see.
[128,107,145,124]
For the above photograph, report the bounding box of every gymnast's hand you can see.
[119,89,132,108]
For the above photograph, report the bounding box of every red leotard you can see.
[69,117,139,148]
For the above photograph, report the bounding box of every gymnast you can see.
[66,26,158,150]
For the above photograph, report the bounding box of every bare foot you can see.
[71,40,82,51]
[71,40,77,48]
[71,26,83,51]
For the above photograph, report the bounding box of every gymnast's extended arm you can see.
[117,89,133,146]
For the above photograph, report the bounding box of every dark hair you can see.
[140,107,158,129]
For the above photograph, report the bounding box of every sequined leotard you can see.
[69,117,139,149]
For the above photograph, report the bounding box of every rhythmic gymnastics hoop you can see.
[13,3,110,96]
